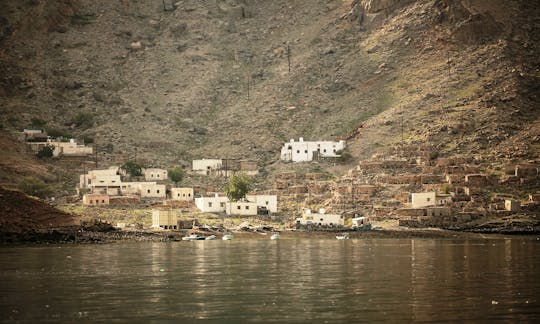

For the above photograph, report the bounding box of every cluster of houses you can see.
[24,125,536,231]
[23,129,93,157]
[270,142,539,229]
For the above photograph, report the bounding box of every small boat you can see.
[205,235,217,240]
[181,233,206,241]
[270,232,280,240]
[336,233,349,240]
[222,233,234,241]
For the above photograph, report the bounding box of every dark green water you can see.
[1,238,539,323]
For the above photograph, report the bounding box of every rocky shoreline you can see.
[2,225,538,244]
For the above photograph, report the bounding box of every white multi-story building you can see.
[280,138,346,162]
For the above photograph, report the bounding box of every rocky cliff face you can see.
[0,0,538,187]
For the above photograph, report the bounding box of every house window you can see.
[245,206,249,210]
[220,202,225,207]
[147,189,151,193]
[151,174,154,178]
[426,198,431,202]
[265,201,269,205]
[305,150,308,153]
[323,149,327,153]
[297,150,300,154]
[102,200,105,203]
[237,206,241,210]
[188,193,191,197]
[157,174,160,178]
[208,202,213,207]
[157,190,160,194]
[90,200,93,204]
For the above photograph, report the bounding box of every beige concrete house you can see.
[195,194,228,213]
[82,194,110,206]
[79,167,119,190]
[225,201,258,216]
[192,159,223,175]
[171,188,194,201]
[88,181,123,196]
[23,129,48,142]
[239,160,259,176]
[411,192,452,208]
[139,183,166,199]
[143,168,168,181]
[151,209,179,230]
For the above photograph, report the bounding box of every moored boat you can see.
[222,233,234,240]
[270,232,280,240]
[182,233,207,241]
[336,233,349,240]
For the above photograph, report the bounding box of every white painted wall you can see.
[280,138,346,162]
[225,201,258,216]
[246,195,278,213]
[195,195,229,212]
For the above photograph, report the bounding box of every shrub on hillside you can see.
[19,177,53,198]
[37,145,55,159]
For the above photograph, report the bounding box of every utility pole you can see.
[247,72,250,100]
[94,144,98,167]
[287,43,291,73]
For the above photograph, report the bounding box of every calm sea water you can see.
[1,237,539,323]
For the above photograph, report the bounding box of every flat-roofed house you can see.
[411,192,452,208]
[138,183,166,199]
[143,168,168,181]
[225,201,258,216]
[280,138,346,162]
[296,208,344,226]
[195,194,228,213]
[82,194,110,206]
[171,187,194,201]
[192,159,223,175]
[246,194,278,213]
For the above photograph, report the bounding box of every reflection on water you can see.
[1,238,539,322]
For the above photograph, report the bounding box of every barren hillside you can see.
[1,0,538,181]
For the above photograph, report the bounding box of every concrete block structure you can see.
[151,209,178,230]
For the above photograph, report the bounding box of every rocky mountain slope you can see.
[0,0,538,182]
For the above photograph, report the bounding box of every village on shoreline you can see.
[5,129,539,243]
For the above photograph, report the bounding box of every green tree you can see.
[224,173,251,202]
[121,161,143,177]
[36,145,54,158]
[168,166,185,185]
[19,177,53,198]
